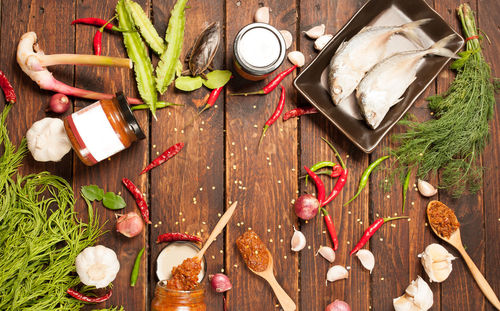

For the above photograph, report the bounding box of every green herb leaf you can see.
[202,70,232,89]
[175,76,203,91]
[103,192,126,210]
[81,185,105,201]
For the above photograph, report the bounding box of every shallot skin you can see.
[116,212,144,238]
[325,300,351,311]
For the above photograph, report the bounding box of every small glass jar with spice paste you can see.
[63,92,145,166]
[233,23,286,81]
[151,281,206,311]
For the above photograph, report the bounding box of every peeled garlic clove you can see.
[254,7,270,23]
[394,276,433,311]
[393,295,414,311]
[291,226,306,252]
[280,30,293,49]
[314,34,333,51]
[326,265,348,283]
[316,245,335,263]
[418,243,455,282]
[287,51,305,67]
[355,249,375,273]
[304,24,325,39]
[417,179,437,197]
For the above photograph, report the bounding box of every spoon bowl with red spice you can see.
[426,200,500,309]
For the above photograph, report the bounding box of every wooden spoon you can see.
[247,249,297,311]
[427,200,500,310]
[195,201,238,260]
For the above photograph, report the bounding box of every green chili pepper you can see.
[402,169,411,213]
[126,0,166,55]
[131,102,183,111]
[300,169,332,179]
[117,0,158,117]
[344,155,389,206]
[130,247,145,287]
[155,0,188,94]
[305,161,336,186]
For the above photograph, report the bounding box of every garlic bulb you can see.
[355,249,375,273]
[291,226,306,252]
[287,51,305,67]
[417,179,438,197]
[393,276,433,311]
[314,34,333,51]
[326,265,348,283]
[304,24,326,39]
[280,30,293,49]
[254,7,270,23]
[75,245,120,288]
[26,117,72,162]
[418,243,455,282]
[316,245,335,263]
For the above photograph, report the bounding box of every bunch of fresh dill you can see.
[390,4,498,197]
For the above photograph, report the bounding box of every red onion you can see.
[209,273,232,293]
[294,194,319,220]
[325,300,351,311]
[47,93,70,114]
[116,212,144,238]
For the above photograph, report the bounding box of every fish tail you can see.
[427,34,459,59]
[398,18,432,48]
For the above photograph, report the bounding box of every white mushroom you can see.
[418,243,455,282]
[26,118,72,162]
[75,245,120,289]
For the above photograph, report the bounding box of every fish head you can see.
[329,74,359,105]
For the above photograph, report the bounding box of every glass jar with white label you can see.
[64,92,145,166]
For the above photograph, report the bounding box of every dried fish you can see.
[188,22,221,78]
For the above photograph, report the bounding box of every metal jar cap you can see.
[234,23,286,76]
[115,92,146,140]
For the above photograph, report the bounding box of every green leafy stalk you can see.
[155,0,188,94]
[117,0,158,118]
[125,0,166,55]
[390,4,498,197]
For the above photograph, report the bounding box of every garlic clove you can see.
[393,295,416,311]
[316,245,335,263]
[254,7,270,23]
[417,179,437,197]
[280,30,293,49]
[291,226,306,252]
[355,249,375,273]
[419,243,455,282]
[314,34,333,51]
[394,276,433,311]
[287,51,305,67]
[326,265,348,283]
[304,24,326,39]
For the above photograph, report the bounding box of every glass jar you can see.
[151,281,206,311]
[233,23,286,81]
[64,92,145,166]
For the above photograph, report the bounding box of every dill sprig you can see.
[390,4,498,197]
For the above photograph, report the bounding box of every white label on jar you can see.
[72,102,125,162]
[238,27,281,67]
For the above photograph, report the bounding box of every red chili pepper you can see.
[66,288,112,303]
[321,208,339,250]
[258,86,285,146]
[199,86,223,115]
[330,164,343,178]
[122,178,152,224]
[230,65,297,96]
[156,232,202,244]
[71,17,120,31]
[140,142,184,175]
[349,216,409,255]
[321,138,348,206]
[304,165,325,205]
[93,29,103,56]
[0,70,16,104]
[283,106,319,121]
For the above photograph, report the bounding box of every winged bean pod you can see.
[155,0,188,94]
[126,0,166,55]
[116,0,158,117]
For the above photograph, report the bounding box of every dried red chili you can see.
[156,232,203,244]
[283,106,318,121]
[122,178,151,224]
[259,86,285,146]
[71,17,121,31]
[66,288,112,303]
[230,65,297,96]
[0,70,16,104]
[140,142,184,175]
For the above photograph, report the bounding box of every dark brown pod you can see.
[188,22,221,77]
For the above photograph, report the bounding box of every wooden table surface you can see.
[3,0,499,310]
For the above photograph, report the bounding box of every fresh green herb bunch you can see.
[390,4,498,197]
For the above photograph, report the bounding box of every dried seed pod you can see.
[254,7,270,23]
[287,51,305,67]
[314,34,333,51]
[418,243,455,283]
[355,249,375,273]
[291,226,306,252]
[417,179,438,197]
[280,30,293,49]
[316,245,335,263]
[304,24,326,39]
[326,265,348,283]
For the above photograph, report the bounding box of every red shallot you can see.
[209,273,232,293]
[116,212,144,238]
[47,93,70,114]
[325,300,351,311]
[294,194,319,220]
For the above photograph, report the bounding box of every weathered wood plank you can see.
[225,1,299,310]
[73,1,149,309]
[150,0,225,309]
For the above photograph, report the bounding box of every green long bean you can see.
[344,155,389,206]
[126,0,166,55]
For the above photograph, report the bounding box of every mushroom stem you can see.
[38,54,132,68]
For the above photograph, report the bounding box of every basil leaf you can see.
[103,192,126,210]
[81,185,104,201]
[202,70,232,89]
[175,76,203,91]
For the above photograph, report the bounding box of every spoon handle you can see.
[265,272,296,311]
[457,246,500,310]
